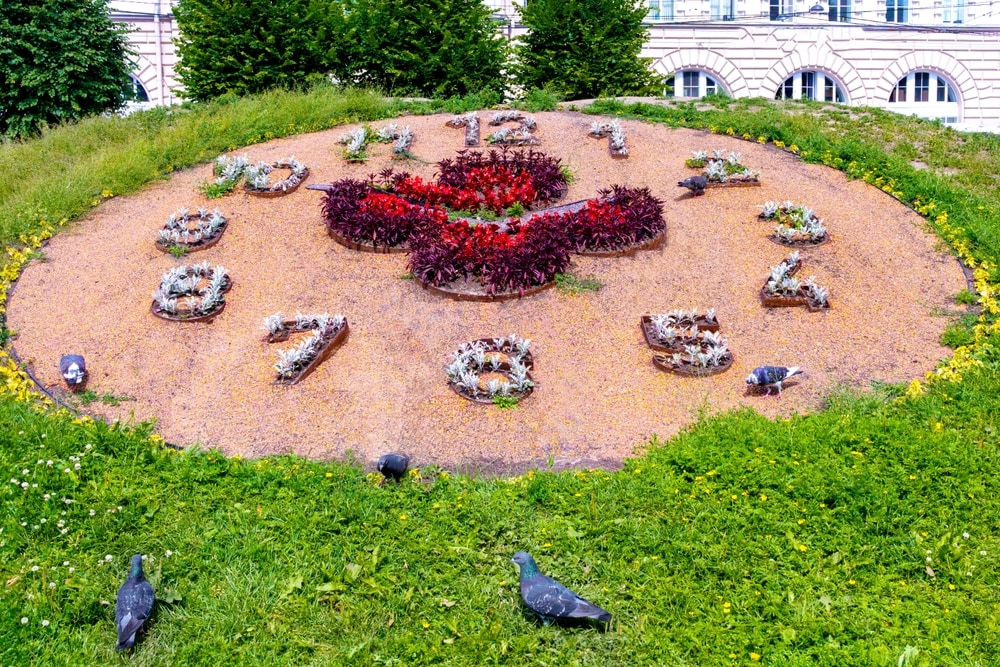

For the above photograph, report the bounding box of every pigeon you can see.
[677,175,707,196]
[377,453,410,482]
[59,354,87,387]
[115,554,155,651]
[511,551,612,626]
[746,366,802,395]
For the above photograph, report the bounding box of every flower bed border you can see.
[705,181,762,189]
[243,165,310,198]
[577,228,665,258]
[767,233,832,248]
[150,298,227,323]
[155,219,229,254]
[416,275,556,302]
[274,321,350,386]
[327,227,409,254]
[652,352,735,377]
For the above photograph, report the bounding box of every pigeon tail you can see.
[785,366,802,378]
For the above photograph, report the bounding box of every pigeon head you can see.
[511,551,540,576]
[746,371,761,385]
[130,554,145,578]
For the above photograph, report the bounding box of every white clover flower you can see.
[165,550,172,557]
[74,463,81,470]
[21,482,28,489]
[41,434,46,438]
[31,565,39,572]
[63,469,70,474]
[20,617,27,624]
[89,510,96,516]
[43,494,50,501]
[104,555,113,562]
[85,444,92,450]
[22,469,28,475]
[963,532,970,539]
[48,583,55,589]
[63,561,69,567]
[68,567,74,572]
[41,619,49,626]
[39,518,45,524]
[980,550,987,556]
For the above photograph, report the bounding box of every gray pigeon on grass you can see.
[377,453,409,483]
[746,366,802,396]
[677,175,707,196]
[115,554,155,651]
[511,551,611,625]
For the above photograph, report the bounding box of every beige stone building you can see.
[115,0,1000,131]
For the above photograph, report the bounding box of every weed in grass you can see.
[555,273,603,295]
[940,314,978,348]
[954,288,978,305]
[75,389,136,407]
[198,181,234,199]
[167,245,187,258]
[492,394,520,409]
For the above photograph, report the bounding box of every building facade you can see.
[116,0,1000,131]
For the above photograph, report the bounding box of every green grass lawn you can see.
[1,87,999,666]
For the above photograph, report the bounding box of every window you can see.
[887,71,961,124]
[666,71,725,99]
[124,75,149,103]
[828,0,851,21]
[889,77,906,103]
[647,0,674,20]
[710,0,735,19]
[913,72,929,102]
[776,72,846,103]
[942,0,965,23]
[886,0,908,22]
[770,0,792,19]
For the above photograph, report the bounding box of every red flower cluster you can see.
[392,165,536,214]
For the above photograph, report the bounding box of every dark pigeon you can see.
[377,453,409,483]
[59,354,87,386]
[511,551,611,626]
[746,366,802,395]
[677,175,707,196]
[115,554,155,651]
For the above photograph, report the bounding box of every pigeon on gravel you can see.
[115,554,155,651]
[677,175,707,197]
[59,354,87,388]
[746,366,803,396]
[377,453,410,483]
[511,551,612,626]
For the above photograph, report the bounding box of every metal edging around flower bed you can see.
[576,229,666,258]
[154,220,229,255]
[274,321,350,386]
[652,352,735,377]
[448,381,534,404]
[150,300,227,323]
[767,233,832,249]
[705,181,762,189]
[416,276,555,302]
[327,227,409,254]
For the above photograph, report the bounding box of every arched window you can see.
[887,71,960,124]
[663,71,725,98]
[774,71,846,103]
[125,75,150,103]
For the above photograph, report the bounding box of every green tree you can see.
[0,0,133,138]
[515,0,654,100]
[339,0,508,98]
[174,0,344,102]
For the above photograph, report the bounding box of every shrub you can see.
[569,185,664,251]
[0,0,133,138]
[337,0,508,98]
[173,0,344,101]
[515,0,654,100]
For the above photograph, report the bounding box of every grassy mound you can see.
[1,87,999,665]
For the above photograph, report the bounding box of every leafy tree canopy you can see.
[0,0,133,138]
[174,0,345,102]
[515,0,654,100]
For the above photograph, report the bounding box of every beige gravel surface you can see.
[7,111,967,469]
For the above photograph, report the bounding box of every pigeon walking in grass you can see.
[59,354,87,389]
[746,366,802,396]
[115,554,154,651]
[511,551,611,626]
[677,175,707,197]
[377,453,409,483]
